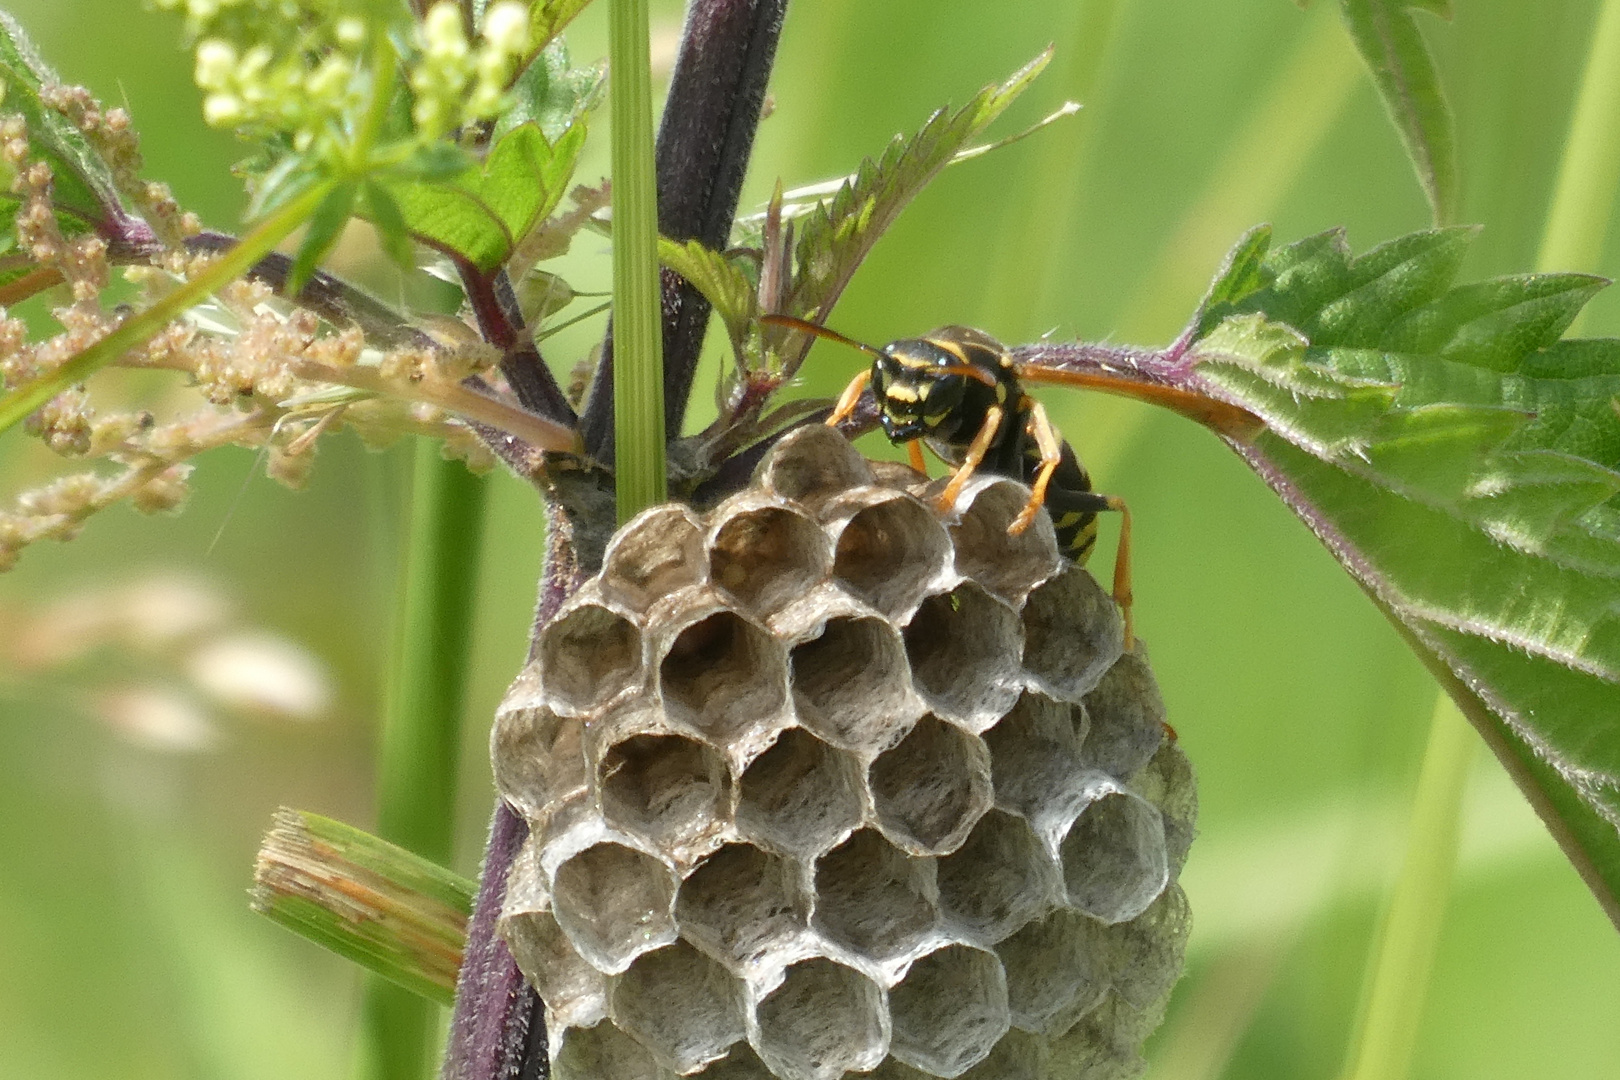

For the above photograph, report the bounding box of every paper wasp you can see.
[762,314,1148,638]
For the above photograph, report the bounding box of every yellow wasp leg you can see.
[908,439,928,474]
[935,404,1004,515]
[1107,494,1135,649]
[1009,396,1061,535]
[825,369,872,427]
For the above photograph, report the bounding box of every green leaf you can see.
[251,808,473,1006]
[657,236,758,356]
[1187,226,1620,923]
[378,120,585,273]
[530,0,593,53]
[286,181,358,296]
[0,11,121,229]
[1338,0,1459,224]
[784,47,1054,324]
[362,180,414,270]
[495,37,604,143]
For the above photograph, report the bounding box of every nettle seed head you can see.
[492,425,1195,1080]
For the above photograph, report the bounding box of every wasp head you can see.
[872,339,970,442]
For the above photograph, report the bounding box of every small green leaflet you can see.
[1338,0,1459,224]
[657,237,758,358]
[1189,225,1620,924]
[782,47,1054,329]
[0,12,121,290]
[494,37,603,144]
[376,120,585,273]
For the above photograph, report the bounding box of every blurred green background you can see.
[1,0,1618,1077]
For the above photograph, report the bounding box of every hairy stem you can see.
[459,261,578,426]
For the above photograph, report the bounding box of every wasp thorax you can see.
[493,422,1193,1080]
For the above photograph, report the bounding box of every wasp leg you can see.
[908,439,928,474]
[825,368,872,427]
[935,404,1004,515]
[1106,494,1134,649]
[1009,396,1061,535]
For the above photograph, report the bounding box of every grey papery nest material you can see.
[492,424,1195,1080]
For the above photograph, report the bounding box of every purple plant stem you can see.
[440,524,586,1080]
[459,261,578,427]
[438,804,542,1080]
[581,0,789,463]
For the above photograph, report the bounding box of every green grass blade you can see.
[609,0,667,523]
[356,439,489,1079]
[1536,0,1620,333]
[1338,0,1459,225]
[250,809,475,1008]
[1339,695,1475,1080]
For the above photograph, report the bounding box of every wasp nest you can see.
[493,424,1194,1080]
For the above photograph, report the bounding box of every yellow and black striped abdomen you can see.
[1023,439,1104,563]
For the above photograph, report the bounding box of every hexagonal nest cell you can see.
[492,428,1195,1078]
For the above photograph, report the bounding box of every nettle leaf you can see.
[784,47,1053,324]
[1188,226,1620,920]
[378,120,585,273]
[658,237,758,357]
[1338,0,1458,224]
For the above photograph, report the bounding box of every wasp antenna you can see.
[759,313,885,357]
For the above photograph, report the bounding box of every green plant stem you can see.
[1537,0,1620,288]
[0,179,335,434]
[1338,694,1476,1080]
[252,809,474,1007]
[609,0,667,523]
[358,438,488,1080]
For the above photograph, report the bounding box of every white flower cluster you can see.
[170,0,533,152]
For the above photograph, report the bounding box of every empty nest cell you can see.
[710,502,831,617]
[499,897,608,1030]
[552,1019,663,1080]
[538,601,644,715]
[736,726,865,858]
[491,703,587,822]
[984,692,1114,853]
[945,478,1062,605]
[551,841,680,973]
[887,943,1010,1078]
[869,714,992,856]
[597,732,730,856]
[903,584,1023,733]
[752,956,889,1080]
[658,609,788,744]
[936,810,1056,945]
[600,504,708,612]
[996,907,1108,1036]
[811,828,938,962]
[790,615,917,751]
[1020,566,1123,701]
[758,423,877,512]
[829,493,952,619]
[1080,649,1169,778]
[610,940,746,1073]
[1101,884,1190,1012]
[1058,791,1169,925]
[676,842,808,972]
